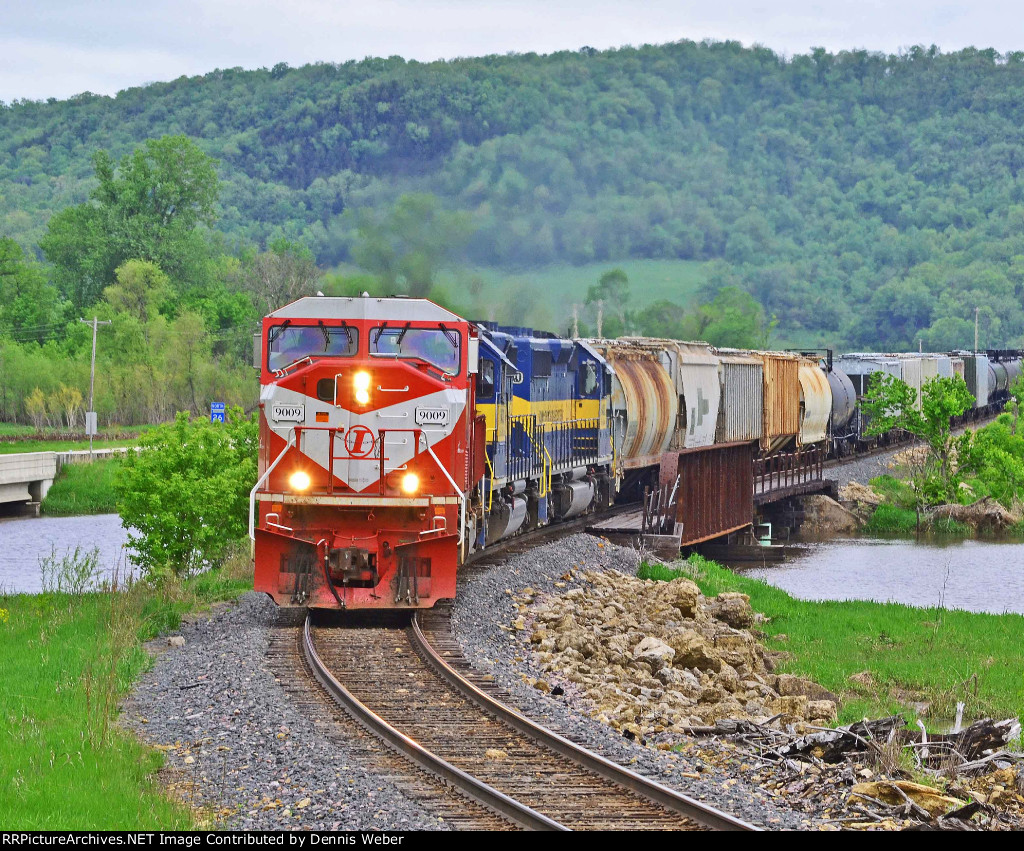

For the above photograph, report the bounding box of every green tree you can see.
[351,194,474,297]
[103,260,171,324]
[687,287,774,348]
[115,408,257,575]
[862,373,975,516]
[40,136,220,309]
[585,268,630,333]
[0,238,61,339]
[240,238,320,312]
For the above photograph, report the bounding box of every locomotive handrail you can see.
[248,429,297,543]
[418,431,466,551]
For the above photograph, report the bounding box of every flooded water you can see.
[738,537,1024,615]
[0,513,135,594]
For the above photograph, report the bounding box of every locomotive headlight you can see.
[354,371,371,405]
[400,473,420,494]
[289,471,311,491]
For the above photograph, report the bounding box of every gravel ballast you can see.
[452,533,822,830]
[125,592,445,830]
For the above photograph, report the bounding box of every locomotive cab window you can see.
[316,378,335,402]
[476,359,495,399]
[581,361,598,397]
[370,325,462,375]
[532,350,553,378]
[267,324,357,372]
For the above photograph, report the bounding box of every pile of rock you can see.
[516,569,838,737]
[838,481,884,521]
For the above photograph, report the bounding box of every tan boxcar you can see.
[758,352,802,452]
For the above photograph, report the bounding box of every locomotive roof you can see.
[267,296,464,324]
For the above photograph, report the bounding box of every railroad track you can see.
[302,607,758,831]
[265,615,515,830]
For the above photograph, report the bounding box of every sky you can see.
[4,1,1024,103]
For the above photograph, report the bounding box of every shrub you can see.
[114,407,257,576]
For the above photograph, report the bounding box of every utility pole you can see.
[975,306,980,353]
[78,317,111,458]
[596,299,604,338]
[571,304,579,339]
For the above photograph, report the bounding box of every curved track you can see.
[303,609,758,831]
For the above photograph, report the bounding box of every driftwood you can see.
[696,714,1021,828]
[904,718,1021,766]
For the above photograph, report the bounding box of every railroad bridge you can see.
[591,443,834,551]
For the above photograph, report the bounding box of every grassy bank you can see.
[639,556,1024,727]
[0,438,137,455]
[41,458,121,516]
[0,548,253,828]
[0,423,147,455]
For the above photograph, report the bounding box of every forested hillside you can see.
[4,40,1024,354]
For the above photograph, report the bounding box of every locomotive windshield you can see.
[267,323,357,371]
[370,325,462,375]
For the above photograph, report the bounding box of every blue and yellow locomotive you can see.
[473,323,616,547]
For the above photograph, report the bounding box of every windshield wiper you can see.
[317,320,330,351]
[439,323,458,348]
[396,322,412,346]
[339,320,353,348]
[268,319,291,346]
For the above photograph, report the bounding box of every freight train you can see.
[251,295,1021,611]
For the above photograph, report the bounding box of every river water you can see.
[738,537,1024,615]
[4,512,1024,615]
[0,513,135,594]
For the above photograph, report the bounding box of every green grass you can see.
[864,503,920,535]
[0,439,137,455]
[0,548,253,828]
[0,423,148,454]
[472,259,708,308]
[639,556,1024,727]
[325,258,712,333]
[41,459,121,516]
[869,474,917,509]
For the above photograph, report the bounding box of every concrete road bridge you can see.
[0,449,128,514]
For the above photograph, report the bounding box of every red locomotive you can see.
[251,295,482,609]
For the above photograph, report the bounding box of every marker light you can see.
[289,471,311,491]
[401,473,420,494]
[354,371,372,391]
[355,388,370,405]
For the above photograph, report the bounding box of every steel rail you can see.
[301,614,568,832]
[410,613,760,832]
